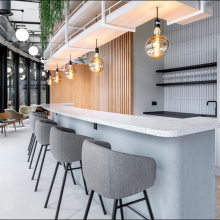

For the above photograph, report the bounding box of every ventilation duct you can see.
[0,1,13,16]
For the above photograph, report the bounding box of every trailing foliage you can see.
[39,0,69,53]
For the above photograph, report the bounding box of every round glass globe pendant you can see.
[16,29,29,42]
[15,11,29,42]
[46,71,53,86]
[145,8,169,59]
[29,46,38,56]
[65,55,76,79]
[89,39,104,73]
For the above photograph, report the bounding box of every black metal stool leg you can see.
[143,190,154,220]
[28,134,35,155]
[80,160,88,195]
[28,133,33,151]
[55,163,68,220]
[119,199,124,220]
[28,136,35,162]
[35,145,48,191]
[83,190,94,220]
[45,162,60,208]
[68,164,76,185]
[112,199,118,220]
[99,195,107,215]
[32,145,43,180]
[29,140,37,169]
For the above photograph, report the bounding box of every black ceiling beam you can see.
[11,21,40,25]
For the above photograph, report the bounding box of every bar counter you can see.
[42,103,220,219]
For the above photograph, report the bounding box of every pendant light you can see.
[46,71,53,86]
[145,7,169,59]
[54,64,61,83]
[89,39,104,73]
[16,10,29,42]
[29,32,38,56]
[65,55,76,79]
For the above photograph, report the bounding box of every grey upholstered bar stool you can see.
[32,119,57,192]
[82,140,156,220]
[28,112,48,159]
[44,126,107,220]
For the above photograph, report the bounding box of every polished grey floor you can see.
[0,119,111,219]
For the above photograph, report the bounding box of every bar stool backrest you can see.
[30,114,48,134]
[50,126,94,163]
[82,140,156,200]
[35,120,57,145]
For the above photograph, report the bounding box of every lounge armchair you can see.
[4,109,24,126]
[0,112,17,131]
[20,106,32,119]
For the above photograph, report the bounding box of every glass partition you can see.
[7,50,16,110]
[30,61,38,106]
[19,57,28,108]
[41,66,46,104]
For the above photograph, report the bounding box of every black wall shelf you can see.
[156,62,217,73]
[156,80,217,86]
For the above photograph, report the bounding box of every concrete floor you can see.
[0,119,111,219]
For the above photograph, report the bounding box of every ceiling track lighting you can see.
[145,7,169,59]
[15,10,29,42]
[65,55,76,79]
[89,39,104,73]
[46,71,53,86]
[53,63,61,84]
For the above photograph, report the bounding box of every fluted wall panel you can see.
[164,1,219,115]
[87,32,133,115]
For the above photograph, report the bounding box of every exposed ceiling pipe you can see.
[0,0,13,16]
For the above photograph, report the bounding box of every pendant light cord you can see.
[96,39,97,48]
[156,7,158,19]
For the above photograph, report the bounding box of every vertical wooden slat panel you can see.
[88,32,133,115]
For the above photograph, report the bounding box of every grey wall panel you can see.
[164,1,219,115]
[133,19,164,116]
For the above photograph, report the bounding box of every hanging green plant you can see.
[39,0,69,53]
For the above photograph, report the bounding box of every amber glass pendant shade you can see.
[89,40,104,73]
[145,8,169,59]
[46,76,53,86]
[65,56,76,79]
[53,64,61,83]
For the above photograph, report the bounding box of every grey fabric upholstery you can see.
[35,120,57,145]
[82,140,156,200]
[50,126,93,163]
[30,114,49,133]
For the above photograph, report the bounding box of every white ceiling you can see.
[10,1,40,43]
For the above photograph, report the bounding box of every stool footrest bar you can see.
[117,198,145,209]
[68,167,82,171]
[127,205,148,220]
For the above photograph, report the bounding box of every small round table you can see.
[0,123,6,137]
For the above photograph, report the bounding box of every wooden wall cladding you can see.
[50,64,91,109]
[87,32,133,115]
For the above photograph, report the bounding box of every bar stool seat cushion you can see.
[30,114,49,134]
[82,140,156,200]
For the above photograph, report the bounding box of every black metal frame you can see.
[44,161,107,220]
[15,52,20,112]
[156,62,217,73]
[1,46,7,113]
[84,190,154,220]
[0,52,48,111]
[156,80,217,86]
[46,71,50,104]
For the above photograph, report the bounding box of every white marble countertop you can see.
[42,104,220,138]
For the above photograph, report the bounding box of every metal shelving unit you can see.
[156,62,217,73]
[156,80,217,86]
